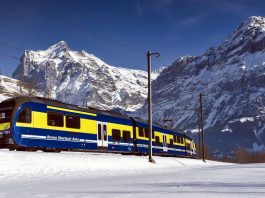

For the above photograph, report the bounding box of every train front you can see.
[0,99,15,148]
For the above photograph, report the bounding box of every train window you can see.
[112,129,121,142]
[186,143,191,150]
[122,130,131,142]
[170,139,174,148]
[138,127,144,137]
[180,137,184,144]
[0,100,14,124]
[18,107,31,123]
[66,115,80,129]
[177,136,181,144]
[47,112,64,127]
[155,136,160,146]
[142,128,155,139]
[173,135,177,143]
[144,128,149,138]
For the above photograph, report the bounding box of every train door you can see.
[132,124,138,152]
[97,122,108,149]
[163,134,168,152]
[191,140,195,155]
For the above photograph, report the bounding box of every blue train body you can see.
[0,97,196,157]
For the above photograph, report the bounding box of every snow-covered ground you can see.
[0,150,264,198]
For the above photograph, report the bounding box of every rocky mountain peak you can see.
[48,41,69,52]
[12,41,159,112]
[171,16,265,71]
[45,41,70,59]
[162,16,265,77]
[216,16,265,60]
[227,16,265,41]
[243,16,265,29]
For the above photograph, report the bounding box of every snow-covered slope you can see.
[12,41,159,112]
[0,75,41,101]
[0,150,226,197]
[1,150,265,198]
[138,16,265,152]
[0,150,219,185]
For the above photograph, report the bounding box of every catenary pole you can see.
[147,50,159,163]
[198,110,201,159]
[199,93,206,162]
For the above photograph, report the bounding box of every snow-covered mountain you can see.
[0,75,41,101]
[139,16,265,153]
[12,41,159,112]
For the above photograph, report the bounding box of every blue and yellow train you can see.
[0,97,196,157]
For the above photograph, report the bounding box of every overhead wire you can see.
[0,1,174,77]
[0,41,24,61]
[4,0,173,72]
[0,52,20,60]
[0,42,24,52]
[15,0,145,56]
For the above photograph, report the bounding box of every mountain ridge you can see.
[138,16,265,153]
[12,41,160,112]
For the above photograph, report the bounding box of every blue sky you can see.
[0,0,265,76]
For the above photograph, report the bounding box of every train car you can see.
[131,118,195,156]
[0,97,196,157]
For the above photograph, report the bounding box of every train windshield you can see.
[0,100,15,124]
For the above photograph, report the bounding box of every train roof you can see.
[4,96,130,120]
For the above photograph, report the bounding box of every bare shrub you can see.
[234,147,265,163]
[234,147,252,163]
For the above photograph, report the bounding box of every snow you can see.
[0,149,214,184]
[189,128,199,133]
[0,75,43,102]
[221,126,233,133]
[0,150,264,197]
[240,117,255,122]
[243,51,265,70]
[229,117,255,123]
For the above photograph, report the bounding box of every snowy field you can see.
[0,150,264,198]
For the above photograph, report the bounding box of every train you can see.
[0,97,196,157]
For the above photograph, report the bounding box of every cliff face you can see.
[12,41,159,112]
[138,16,265,152]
